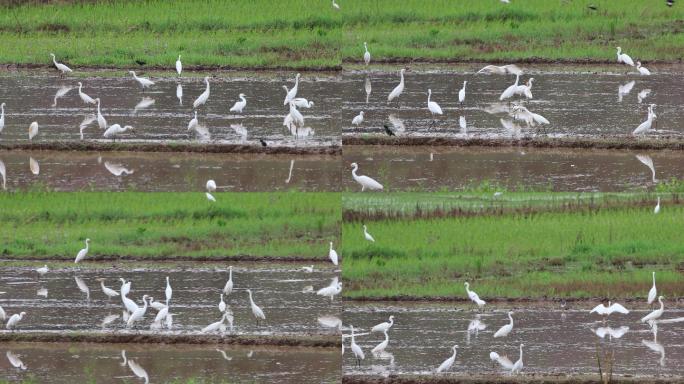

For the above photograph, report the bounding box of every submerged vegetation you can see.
[0,0,682,69]
[0,192,340,260]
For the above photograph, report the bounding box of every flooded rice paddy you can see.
[342,67,684,139]
[343,145,677,192]
[0,150,340,191]
[0,262,341,336]
[343,303,684,378]
[0,342,339,383]
[0,71,340,147]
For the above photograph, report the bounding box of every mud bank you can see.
[342,374,684,384]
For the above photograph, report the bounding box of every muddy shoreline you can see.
[342,374,684,384]
[345,296,684,307]
[0,254,331,263]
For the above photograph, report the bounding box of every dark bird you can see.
[667,0,674,6]
[587,4,598,10]
[383,124,395,137]
[259,139,267,147]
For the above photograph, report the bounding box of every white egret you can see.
[219,294,226,313]
[99,279,120,299]
[129,71,155,91]
[464,282,486,309]
[247,289,266,325]
[205,179,217,193]
[365,77,372,103]
[516,77,534,99]
[477,64,522,75]
[193,77,211,109]
[6,312,26,330]
[165,313,174,329]
[633,104,655,135]
[638,88,651,103]
[133,97,155,113]
[654,197,661,214]
[50,53,72,76]
[27,121,39,141]
[127,295,150,327]
[352,111,364,125]
[75,238,90,263]
[122,295,138,314]
[458,81,467,103]
[77,82,96,105]
[149,298,167,311]
[499,74,520,100]
[95,98,107,129]
[593,326,629,340]
[29,157,39,175]
[427,89,443,117]
[120,350,127,366]
[104,124,134,140]
[0,160,6,190]
[512,105,549,127]
[648,272,657,306]
[332,0,340,9]
[292,98,314,108]
[616,47,635,66]
[0,306,5,321]
[618,80,635,102]
[154,306,169,324]
[36,288,48,298]
[79,114,96,139]
[6,351,26,370]
[120,278,131,297]
[468,315,487,334]
[224,266,234,295]
[165,276,172,305]
[387,69,406,102]
[329,242,339,266]
[127,359,149,384]
[636,154,657,183]
[590,301,630,317]
[363,42,371,65]
[230,93,247,113]
[187,111,199,132]
[317,278,342,301]
[284,73,301,105]
[176,55,182,76]
[301,265,314,273]
[75,276,90,300]
[493,311,514,338]
[0,102,4,134]
[363,225,375,242]
[177,83,183,105]
[351,162,383,191]
[36,264,49,276]
[105,161,134,176]
[459,115,467,133]
[436,345,458,373]
[511,344,524,374]
[350,325,365,366]
[490,351,514,370]
[641,296,665,323]
[318,315,342,329]
[52,86,73,107]
[288,102,305,127]
[371,315,394,333]
[372,330,389,355]
[636,61,651,75]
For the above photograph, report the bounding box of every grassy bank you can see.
[342,193,684,299]
[0,192,339,260]
[1,0,682,69]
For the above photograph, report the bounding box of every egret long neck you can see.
[399,71,404,85]
[508,313,513,325]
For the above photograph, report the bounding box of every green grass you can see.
[342,192,684,299]
[0,0,682,69]
[0,192,340,260]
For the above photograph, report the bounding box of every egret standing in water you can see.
[329,242,339,266]
[187,111,199,132]
[363,42,371,65]
[77,82,96,105]
[636,61,651,75]
[351,162,383,191]
[247,289,266,326]
[436,345,458,373]
[165,276,172,306]
[633,104,655,135]
[493,311,514,338]
[499,74,520,101]
[230,93,247,113]
[36,265,49,276]
[641,296,665,323]
[104,124,134,140]
[50,53,72,77]
[0,103,5,134]
[590,301,630,318]
[176,55,182,77]
[95,98,107,130]
[387,69,406,102]
[224,266,234,295]
[99,279,120,299]
[363,225,375,242]
[129,71,155,91]
[352,111,364,126]
[511,344,524,374]
[6,312,26,331]
[284,73,301,105]
[75,238,90,263]
[616,47,635,66]
[427,89,443,119]
[372,330,389,355]
[648,272,658,307]
[464,282,486,309]
[127,295,150,328]
[458,81,467,103]
[193,77,211,109]
[371,315,394,333]
[350,325,365,366]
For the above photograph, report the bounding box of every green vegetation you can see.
[342,192,684,299]
[0,192,339,260]
[1,0,682,69]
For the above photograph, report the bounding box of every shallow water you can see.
[0,71,340,147]
[342,68,684,138]
[0,342,339,383]
[343,303,684,378]
[0,150,340,191]
[343,145,679,192]
[0,263,341,336]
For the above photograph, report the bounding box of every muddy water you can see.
[342,68,684,138]
[0,263,341,336]
[0,342,339,383]
[344,303,684,378]
[0,150,340,191]
[343,145,680,192]
[0,71,340,146]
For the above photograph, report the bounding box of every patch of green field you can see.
[342,193,684,299]
[0,192,340,260]
[1,0,681,69]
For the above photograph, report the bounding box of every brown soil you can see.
[342,374,684,384]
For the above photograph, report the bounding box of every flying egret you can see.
[372,330,389,355]
[50,53,73,76]
[641,296,665,323]
[590,301,630,318]
[387,69,406,102]
[77,82,96,105]
[352,111,364,125]
[177,84,183,105]
[329,242,339,266]
[230,93,247,113]
[465,282,486,309]
[75,238,90,263]
[648,272,658,306]
[477,64,522,75]
[284,73,301,105]
[224,266,234,295]
[636,61,651,75]
[193,77,211,109]
[129,71,155,91]
[371,315,394,333]
[104,124,134,140]
[351,162,383,191]
[0,103,5,134]
[633,104,655,135]
[458,81,467,103]
[165,276,172,306]
[363,42,371,65]
[499,74,520,100]
[99,279,120,299]
[493,311,514,338]
[36,265,49,276]
[6,312,26,331]
[436,345,458,373]
[654,197,661,214]
[176,55,182,76]
[219,294,226,313]
[363,225,375,242]
[511,344,524,374]
[616,47,635,66]
[427,89,443,118]
[95,98,107,129]
[247,289,266,326]
[350,325,365,366]
[127,295,150,327]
